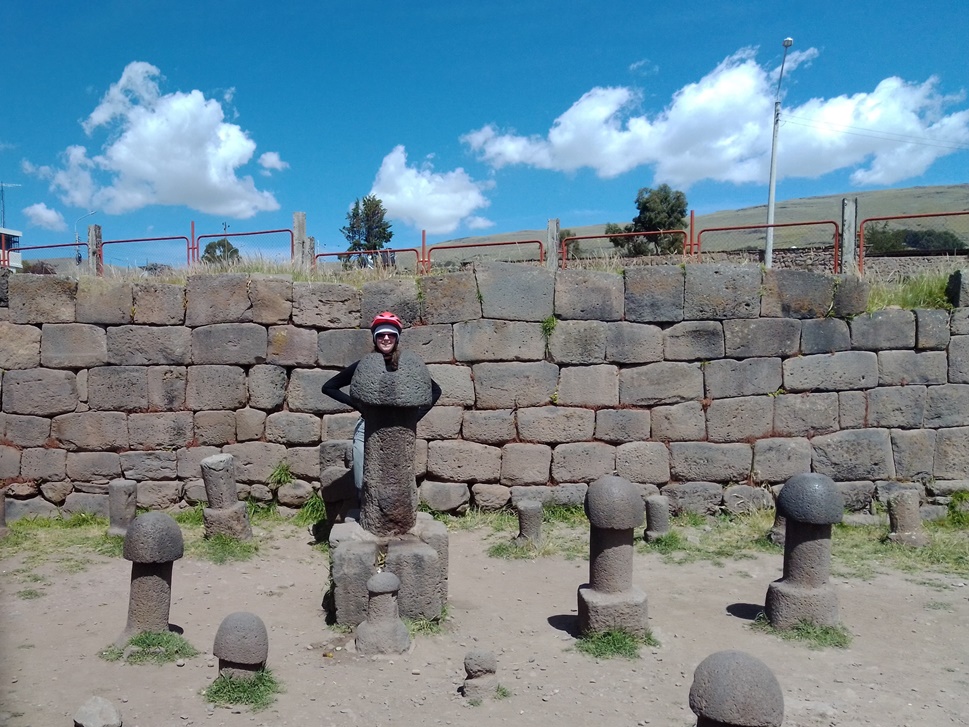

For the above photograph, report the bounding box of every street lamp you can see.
[764,37,793,269]
[74,210,96,265]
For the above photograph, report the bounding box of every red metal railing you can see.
[426,239,544,270]
[559,230,688,269]
[857,210,969,273]
[3,242,89,270]
[696,220,841,272]
[194,229,295,263]
[99,236,191,275]
[314,247,422,271]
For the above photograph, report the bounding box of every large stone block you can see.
[624,266,684,323]
[249,276,293,325]
[107,326,191,365]
[517,406,595,443]
[948,335,969,383]
[783,350,878,392]
[293,282,360,328]
[265,411,321,445]
[705,396,774,443]
[128,412,194,450]
[595,409,651,444]
[850,309,916,350]
[650,402,706,441]
[812,429,895,480]
[192,323,267,365]
[66,451,122,480]
[773,393,840,437]
[704,357,782,399]
[399,324,454,363]
[186,365,247,410]
[1,414,51,448]
[247,364,287,410]
[554,270,623,321]
[934,427,969,479]
[619,361,703,406]
[548,319,607,364]
[453,319,544,362]
[176,445,222,479]
[87,366,148,411]
[831,275,870,317]
[236,407,266,441]
[752,437,813,483]
[416,406,463,439]
[662,481,723,515]
[317,328,372,368]
[132,282,186,325]
[194,410,237,445]
[878,350,946,386]
[360,279,421,330]
[185,274,252,325]
[891,429,936,481]
[915,308,950,350]
[499,443,552,486]
[550,442,616,483]
[21,447,67,482]
[924,384,969,428]
[266,325,317,366]
[76,279,132,324]
[471,483,511,510]
[223,441,288,482]
[868,386,926,428]
[120,450,178,480]
[427,440,501,483]
[723,318,801,358]
[420,272,481,324]
[616,442,670,484]
[683,264,760,320]
[472,362,559,409]
[419,481,471,514]
[839,391,868,429]
[723,485,773,514]
[2,369,77,416]
[285,447,321,481]
[40,324,107,368]
[136,480,183,509]
[385,537,446,620]
[462,409,516,444]
[0,322,41,369]
[147,366,186,411]
[670,442,752,482]
[0,444,20,478]
[7,275,76,323]
[475,262,554,321]
[557,364,618,407]
[663,321,724,361]
[605,322,663,364]
[62,492,109,518]
[426,364,475,406]
[800,318,850,354]
[760,269,837,318]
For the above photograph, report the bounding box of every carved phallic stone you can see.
[354,572,411,656]
[107,478,137,537]
[213,612,269,679]
[644,495,670,542]
[462,649,498,700]
[689,650,784,727]
[200,453,252,541]
[515,499,543,546]
[117,511,184,646]
[887,489,929,547]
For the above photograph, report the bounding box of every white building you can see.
[1,227,23,270]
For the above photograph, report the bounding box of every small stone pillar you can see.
[689,650,784,727]
[349,350,434,536]
[107,478,137,538]
[887,489,929,547]
[213,612,269,680]
[462,649,498,700]
[354,572,411,656]
[200,453,251,541]
[644,495,670,542]
[515,500,543,546]
[765,473,844,631]
[577,474,648,636]
[73,695,123,727]
[117,512,184,646]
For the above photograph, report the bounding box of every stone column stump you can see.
[515,499,543,546]
[107,478,137,538]
[887,489,929,547]
[0,489,8,539]
[577,474,648,637]
[765,473,844,631]
[354,572,411,656]
[213,612,269,680]
[689,650,784,727]
[117,511,184,646]
[644,495,671,542]
[200,453,252,541]
[462,649,498,700]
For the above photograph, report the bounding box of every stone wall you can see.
[1,263,967,521]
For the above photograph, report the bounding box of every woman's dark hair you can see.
[374,339,401,371]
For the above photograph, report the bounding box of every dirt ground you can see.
[1,520,968,727]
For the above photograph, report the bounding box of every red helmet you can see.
[370,311,402,332]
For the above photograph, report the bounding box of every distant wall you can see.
[1,263,967,522]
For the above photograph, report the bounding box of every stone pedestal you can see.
[887,489,929,547]
[515,499,543,546]
[200,454,252,541]
[644,495,670,542]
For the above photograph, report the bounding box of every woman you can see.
[322,311,441,494]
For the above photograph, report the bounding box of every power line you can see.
[781,113,969,151]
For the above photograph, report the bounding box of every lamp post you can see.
[764,37,793,269]
[74,210,96,266]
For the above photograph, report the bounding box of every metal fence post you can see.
[840,198,858,275]
[546,218,559,270]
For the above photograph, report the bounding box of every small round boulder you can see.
[776,473,844,525]
[123,511,184,563]
[464,649,497,678]
[585,474,645,530]
[689,650,784,727]
[213,612,269,666]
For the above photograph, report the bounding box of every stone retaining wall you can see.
[2,263,968,521]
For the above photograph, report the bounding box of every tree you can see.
[607,184,688,256]
[559,228,580,259]
[864,223,965,254]
[341,195,393,253]
[201,238,240,264]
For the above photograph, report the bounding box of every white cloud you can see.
[33,61,278,218]
[258,151,289,176]
[371,145,493,234]
[22,202,67,231]
[462,48,969,188]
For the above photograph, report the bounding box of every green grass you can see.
[495,684,512,699]
[404,606,450,637]
[637,510,779,565]
[267,461,294,489]
[292,493,328,527]
[867,271,954,312]
[0,513,123,569]
[574,629,659,659]
[751,613,852,649]
[831,520,969,580]
[203,669,283,711]
[16,588,43,600]
[187,532,259,564]
[101,631,200,665]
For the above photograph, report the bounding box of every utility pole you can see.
[0,182,23,228]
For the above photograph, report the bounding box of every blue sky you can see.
[3,0,968,261]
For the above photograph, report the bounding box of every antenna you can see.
[0,182,23,228]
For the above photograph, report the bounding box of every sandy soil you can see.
[1,521,967,727]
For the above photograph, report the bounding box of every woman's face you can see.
[375,332,398,356]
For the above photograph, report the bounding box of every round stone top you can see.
[584,474,645,530]
[776,473,844,525]
[349,351,434,408]
[123,512,184,563]
[213,611,269,664]
[464,649,497,678]
[200,453,234,471]
[368,571,401,594]
[689,650,784,727]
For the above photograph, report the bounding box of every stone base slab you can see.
[577,585,648,637]
[765,579,839,630]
